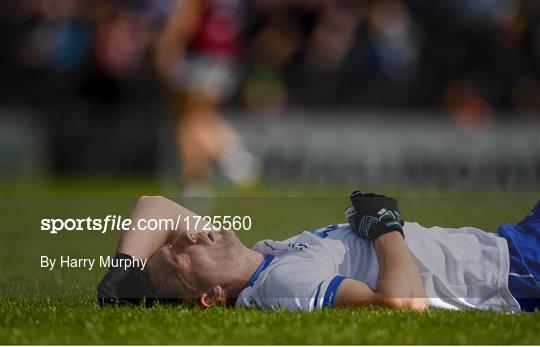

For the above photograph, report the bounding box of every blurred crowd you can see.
[0,0,539,186]
[1,0,539,116]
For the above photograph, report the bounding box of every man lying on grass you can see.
[97,192,540,313]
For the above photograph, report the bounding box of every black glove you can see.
[345,191,405,240]
[97,253,152,306]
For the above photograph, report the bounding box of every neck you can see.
[226,248,264,299]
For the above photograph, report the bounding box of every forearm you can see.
[116,196,203,259]
[374,231,428,310]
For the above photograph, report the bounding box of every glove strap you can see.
[345,206,405,240]
[370,218,405,240]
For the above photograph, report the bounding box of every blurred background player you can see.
[155,0,260,196]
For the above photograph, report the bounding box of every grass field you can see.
[1,178,539,344]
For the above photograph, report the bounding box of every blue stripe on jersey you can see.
[314,280,323,308]
[312,229,329,238]
[244,254,275,288]
[323,275,347,308]
[312,224,340,239]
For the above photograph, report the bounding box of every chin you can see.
[220,229,241,245]
[221,229,236,238]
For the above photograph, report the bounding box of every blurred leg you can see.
[176,90,217,186]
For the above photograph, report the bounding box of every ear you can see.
[198,286,227,309]
[199,294,213,309]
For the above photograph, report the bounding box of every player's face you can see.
[148,229,241,299]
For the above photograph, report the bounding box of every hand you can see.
[345,191,404,240]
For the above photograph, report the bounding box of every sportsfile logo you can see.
[41,215,136,234]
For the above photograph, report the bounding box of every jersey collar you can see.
[244,254,275,288]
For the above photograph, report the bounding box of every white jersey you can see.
[235,222,521,312]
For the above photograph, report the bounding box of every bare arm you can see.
[116,196,205,259]
[334,231,428,311]
[98,196,208,304]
